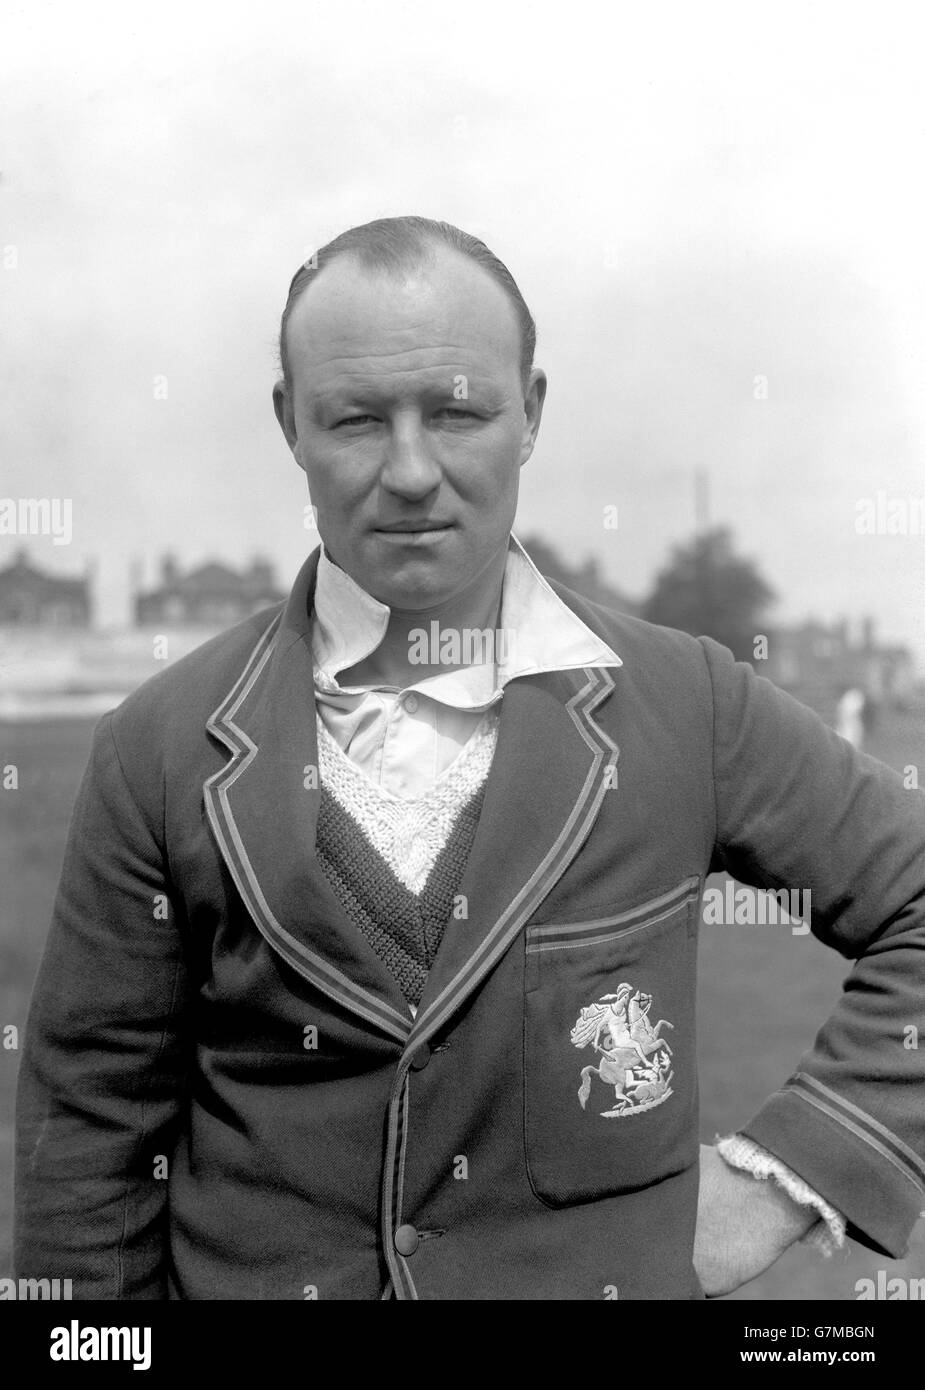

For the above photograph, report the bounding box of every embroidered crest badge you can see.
[570,982,675,1117]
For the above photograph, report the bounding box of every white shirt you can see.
[310,533,622,799]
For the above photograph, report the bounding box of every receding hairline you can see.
[282,243,522,365]
[277,216,537,394]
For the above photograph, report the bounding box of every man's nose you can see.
[379,420,442,500]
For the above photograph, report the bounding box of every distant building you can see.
[763,616,916,723]
[134,555,286,627]
[0,547,92,626]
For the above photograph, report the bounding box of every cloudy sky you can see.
[2,0,924,660]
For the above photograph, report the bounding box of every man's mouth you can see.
[375,521,453,533]
[374,522,455,542]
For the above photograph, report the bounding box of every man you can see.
[15,217,925,1300]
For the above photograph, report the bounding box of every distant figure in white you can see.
[836,687,866,749]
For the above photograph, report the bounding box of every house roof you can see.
[139,558,285,602]
[0,550,89,600]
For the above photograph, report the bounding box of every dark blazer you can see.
[14,545,925,1299]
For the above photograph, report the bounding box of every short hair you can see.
[278,215,536,395]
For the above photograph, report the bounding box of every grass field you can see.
[1,710,923,1299]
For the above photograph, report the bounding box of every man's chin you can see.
[359,534,470,610]
[368,579,461,614]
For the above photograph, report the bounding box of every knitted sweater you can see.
[315,711,499,1005]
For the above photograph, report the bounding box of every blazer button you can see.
[394,1224,419,1257]
[409,1043,431,1070]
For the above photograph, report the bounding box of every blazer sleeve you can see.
[701,635,925,1259]
[14,710,189,1299]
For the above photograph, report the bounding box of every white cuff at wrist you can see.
[715,1133,847,1256]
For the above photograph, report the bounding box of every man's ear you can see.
[273,379,304,470]
[519,367,547,467]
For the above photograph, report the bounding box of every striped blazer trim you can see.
[787,1072,925,1195]
[406,666,619,1047]
[382,1075,419,1300]
[203,618,413,1044]
[525,874,701,953]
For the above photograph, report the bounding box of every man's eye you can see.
[434,408,474,420]
[334,415,378,428]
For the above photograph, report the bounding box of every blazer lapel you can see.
[411,664,619,1043]
[203,548,619,1051]
[203,549,414,1044]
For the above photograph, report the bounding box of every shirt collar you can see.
[311,532,622,710]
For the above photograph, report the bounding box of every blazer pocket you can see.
[523,875,701,1207]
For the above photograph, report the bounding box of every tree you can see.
[641,527,775,661]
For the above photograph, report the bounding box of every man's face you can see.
[274,247,546,612]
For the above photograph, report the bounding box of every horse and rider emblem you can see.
[570,982,675,1118]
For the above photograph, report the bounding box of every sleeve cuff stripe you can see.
[792,1072,925,1182]
[787,1077,925,1196]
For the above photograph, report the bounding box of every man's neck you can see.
[340,544,509,689]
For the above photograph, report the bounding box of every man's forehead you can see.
[284,249,521,376]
